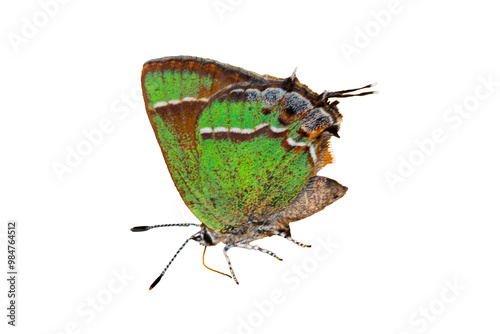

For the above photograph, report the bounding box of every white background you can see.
[1,0,500,333]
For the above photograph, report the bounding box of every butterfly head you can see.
[320,99,343,138]
[192,227,219,246]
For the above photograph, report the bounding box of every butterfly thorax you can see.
[196,221,286,247]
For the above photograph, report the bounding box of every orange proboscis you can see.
[202,246,232,279]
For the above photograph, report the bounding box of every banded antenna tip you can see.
[149,275,162,290]
[130,226,151,232]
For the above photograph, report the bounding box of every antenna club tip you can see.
[149,275,163,290]
[369,82,378,87]
[130,226,151,232]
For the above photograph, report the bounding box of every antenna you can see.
[321,82,378,100]
[130,223,200,232]
[148,231,201,290]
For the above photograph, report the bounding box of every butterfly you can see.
[131,56,376,289]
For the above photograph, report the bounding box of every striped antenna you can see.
[130,223,200,232]
[149,231,201,290]
[321,82,378,100]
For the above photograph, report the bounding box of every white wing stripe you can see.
[154,97,208,108]
[308,144,317,163]
[286,138,307,147]
[199,123,287,135]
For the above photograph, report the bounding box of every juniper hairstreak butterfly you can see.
[131,56,376,289]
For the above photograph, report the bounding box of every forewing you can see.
[141,56,269,219]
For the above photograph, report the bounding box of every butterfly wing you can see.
[194,79,343,232]
[141,56,269,219]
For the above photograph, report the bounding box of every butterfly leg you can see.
[233,243,283,261]
[260,227,311,248]
[223,243,239,285]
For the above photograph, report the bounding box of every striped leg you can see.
[261,227,311,248]
[233,243,283,261]
[223,239,285,285]
[223,243,239,285]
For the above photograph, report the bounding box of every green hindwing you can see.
[194,84,317,231]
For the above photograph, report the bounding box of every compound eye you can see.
[203,231,214,245]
